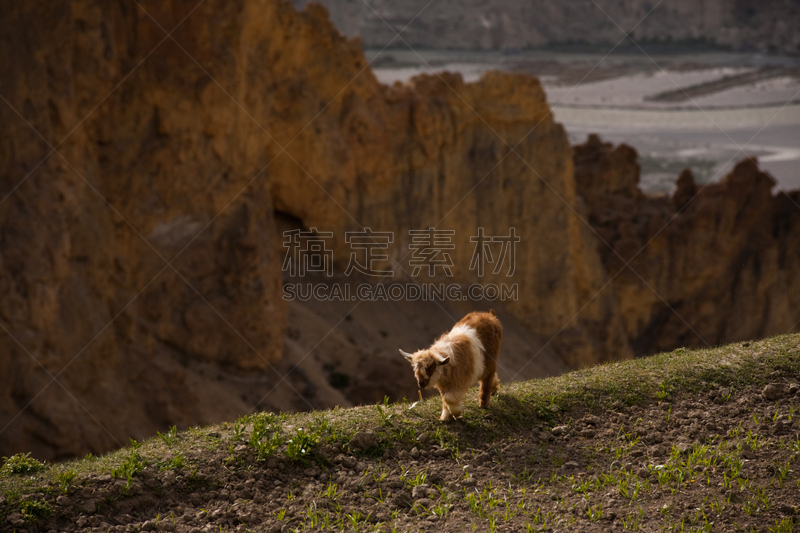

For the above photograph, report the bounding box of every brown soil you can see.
[4,372,800,532]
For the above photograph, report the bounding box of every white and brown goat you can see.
[400,310,502,421]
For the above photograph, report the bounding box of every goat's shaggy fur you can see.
[400,310,502,421]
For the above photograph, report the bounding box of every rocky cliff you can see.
[292,0,800,55]
[574,134,800,355]
[2,0,797,461]
[0,0,292,460]
[0,0,629,460]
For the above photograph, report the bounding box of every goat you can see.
[400,310,502,421]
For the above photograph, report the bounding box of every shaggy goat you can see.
[400,310,502,421]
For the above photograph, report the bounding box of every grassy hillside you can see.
[2,334,800,532]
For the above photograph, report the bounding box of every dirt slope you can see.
[2,334,799,532]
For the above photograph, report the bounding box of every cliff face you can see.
[261,33,633,367]
[0,0,630,459]
[574,135,800,355]
[4,0,796,461]
[292,0,800,55]
[0,0,289,459]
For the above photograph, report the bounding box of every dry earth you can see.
[2,335,800,533]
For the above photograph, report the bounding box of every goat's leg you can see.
[440,395,453,421]
[443,390,466,420]
[479,373,500,408]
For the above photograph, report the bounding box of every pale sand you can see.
[551,104,800,130]
[372,53,800,192]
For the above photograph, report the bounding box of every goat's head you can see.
[399,349,450,389]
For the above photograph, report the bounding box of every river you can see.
[368,49,800,193]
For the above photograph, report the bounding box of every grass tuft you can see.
[1,453,47,476]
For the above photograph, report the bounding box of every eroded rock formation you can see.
[0,0,629,460]
[0,0,292,460]
[574,134,800,355]
[2,0,797,461]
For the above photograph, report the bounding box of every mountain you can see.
[292,0,800,54]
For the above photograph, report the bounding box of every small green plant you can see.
[530,506,552,526]
[310,415,331,438]
[368,485,387,504]
[466,491,486,519]
[774,460,793,486]
[586,502,603,521]
[726,455,743,478]
[303,501,325,529]
[284,427,320,462]
[376,396,396,425]
[618,475,648,501]
[624,431,641,447]
[323,481,339,500]
[249,414,283,461]
[184,467,205,492]
[159,453,189,471]
[621,505,645,531]
[56,468,77,493]
[407,470,427,488]
[1,452,46,475]
[570,477,593,495]
[111,450,146,487]
[746,430,764,451]
[656,382,670,401]
[157,425,179,446]
[753,484,772,511]
[709,494,726,516]
[465,484,504,520]
[432,501,450,518]
[347,510,366,531]
[224,444,238,467]
[769,516,794,533]
[232,419,246,441]
[19,499,53,522]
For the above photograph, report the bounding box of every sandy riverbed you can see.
[369,49,800,193]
